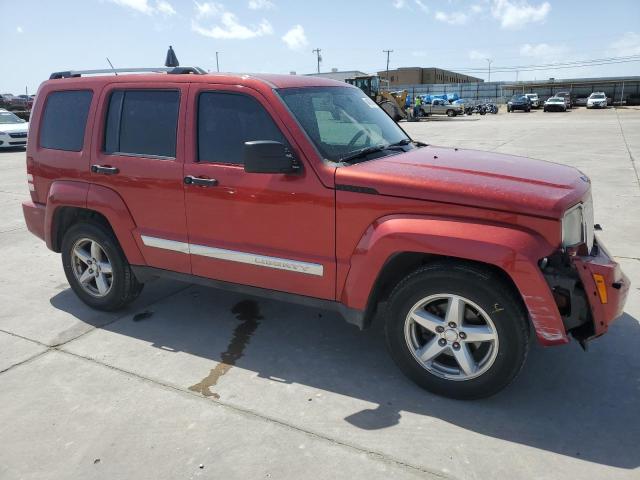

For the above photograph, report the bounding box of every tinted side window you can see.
[198,92,285,164]
[40,90,93,151]
[104,90,179,158]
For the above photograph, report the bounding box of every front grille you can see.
[9,132,27,139]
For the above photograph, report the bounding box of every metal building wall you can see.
[392,77,640,105]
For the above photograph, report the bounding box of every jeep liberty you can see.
[22,67,629,399]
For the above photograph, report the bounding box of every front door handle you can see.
[91,164,119,175]
[184,175,219,187]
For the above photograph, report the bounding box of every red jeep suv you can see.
[22,67,629,399]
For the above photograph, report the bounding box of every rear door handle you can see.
[184,175,218,187]
[91,164,119,175]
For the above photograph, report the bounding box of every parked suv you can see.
[555,91,572,109]
[22,67,629,399]
[507,95,531,112]
[586,92,608,109]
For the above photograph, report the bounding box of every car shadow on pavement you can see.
[50,281,640,470]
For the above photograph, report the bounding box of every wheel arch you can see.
[362,252,523,329]
[45,181,145,265]
[340,215,568,345]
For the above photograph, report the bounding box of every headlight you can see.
[562,196,594,252]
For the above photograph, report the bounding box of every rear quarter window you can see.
[39,90,93,151]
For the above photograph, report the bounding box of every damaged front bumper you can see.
[543,237,630,344]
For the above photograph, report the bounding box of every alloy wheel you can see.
[404,294,499,381]
[70,238,114,297]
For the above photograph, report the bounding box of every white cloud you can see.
[469,49,490,61]
[108,0,176,15]
[156,0,175,15]
[194,2,222,19]
[520,42,567,58]
[192,7,273,40]
[470,4,483,13]
[491,0,550,29]
[414,0,429,13]
[248,0,274,9]
[392,0,406,8]
[16,26,23,33]
[435,10,469,25]
[412,50,427,57]
[609,32,640,56]
[282,25,308,51]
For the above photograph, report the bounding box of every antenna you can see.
[106,57,118,76]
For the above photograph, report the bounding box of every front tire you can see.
[62,222,143,311]
[384,262,530,399]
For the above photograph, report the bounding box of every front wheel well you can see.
[51,207,115,253]
[362,252,526,328]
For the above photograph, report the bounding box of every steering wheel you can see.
[346,129,371,149]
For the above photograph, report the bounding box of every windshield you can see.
[278,86,409,162]
[591,94,605,99]
[0,111,25,124]
[549,98,563,103]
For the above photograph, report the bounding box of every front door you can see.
[182,84,335,300]
[91,83,190,273]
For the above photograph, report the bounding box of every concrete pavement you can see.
[1,107,638,479]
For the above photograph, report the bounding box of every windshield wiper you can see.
[388,138,412,147]
[340,138,416,164]
[339,144,389,163]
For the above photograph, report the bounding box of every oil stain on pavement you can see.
[189,299,263,399]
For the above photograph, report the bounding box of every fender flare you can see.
[340,215,568,345]
[45,181,146,265]
[44,181,88,250]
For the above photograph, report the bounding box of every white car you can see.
[586,92,607,109]
[0,109,28,148]
[524,93,540,108]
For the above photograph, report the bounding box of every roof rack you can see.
[49,66,207,80]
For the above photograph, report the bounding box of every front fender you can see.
[341,215,568,345]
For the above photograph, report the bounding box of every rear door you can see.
[181,84,335,300]
[90,83,190,273]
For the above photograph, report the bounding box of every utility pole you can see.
[215,52,220,72]
[486,58,493,83]
[383,49,393,86]
[312,48,322,74]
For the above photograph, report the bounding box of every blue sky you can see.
[2,0,640,94]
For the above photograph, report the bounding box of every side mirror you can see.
[244,141,300,174]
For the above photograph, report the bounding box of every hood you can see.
[335,145,590,218]
[0,122,28,133]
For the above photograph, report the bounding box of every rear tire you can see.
[384,262,530,399]
[446,109,455,117]
[61,222,144,311]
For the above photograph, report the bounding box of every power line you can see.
[440,55,640,74]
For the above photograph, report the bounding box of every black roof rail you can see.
[168,66,207,75]
[49,66,207,80]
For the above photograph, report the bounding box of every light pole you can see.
[486,58,493,83]
[216,51,220,72]
[312,48,322,73]
[383,49,393,87]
